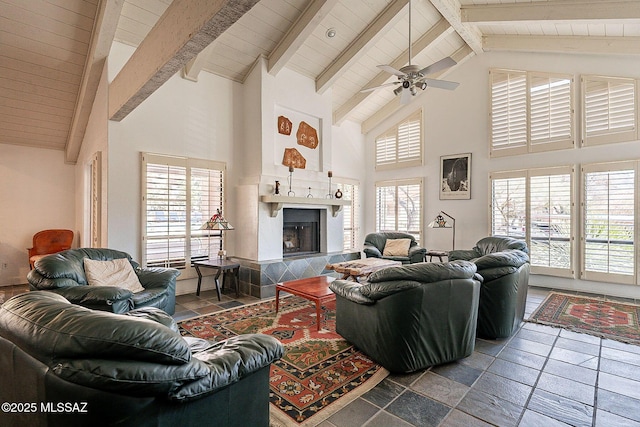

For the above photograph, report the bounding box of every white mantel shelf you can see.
[261,195,350,218]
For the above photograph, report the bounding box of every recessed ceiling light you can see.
[326,28,336,38]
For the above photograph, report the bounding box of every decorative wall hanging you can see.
[282,147,306,169]
[440,153,471,200]
[277,116,292,135]
[296,121,318,149]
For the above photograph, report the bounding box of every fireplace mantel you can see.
[260,195,350,218]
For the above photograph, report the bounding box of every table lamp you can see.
[427,211,456,250]
[201,209,234,259]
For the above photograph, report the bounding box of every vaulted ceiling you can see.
[1,0,639,163]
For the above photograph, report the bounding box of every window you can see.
[336,180,360,250]
[375,178,422,244]
[375,110,422,170]
[142,153,226,269]
[582,75,637,146]
[491,167,574,277]
[581,161,636,284]
[490,69,573,157]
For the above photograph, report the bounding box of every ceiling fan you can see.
[361,0,459,104]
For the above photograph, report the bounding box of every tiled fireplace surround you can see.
[231,196,360,299]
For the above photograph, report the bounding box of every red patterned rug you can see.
[179,296,388,426]
[528,292,640,345]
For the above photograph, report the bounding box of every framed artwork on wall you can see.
[440,153,471,200]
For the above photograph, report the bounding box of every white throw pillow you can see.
[382,238,411,257]
[83,258,145,293]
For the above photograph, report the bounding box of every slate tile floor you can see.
[3,284,640,426]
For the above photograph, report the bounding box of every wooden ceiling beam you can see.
[109,0,259,122]
[334,18,453,125]
[65,0,124,164]
[429,0,483,55]
[268,0,339,76]
[462,0,640,22]
[315,0,409,95]
[484,34,640,55]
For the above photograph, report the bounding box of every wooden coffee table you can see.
[325,258,402,281]
[275,276,336,331]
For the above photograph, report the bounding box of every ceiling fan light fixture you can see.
[393,86,403,96]
[418,82,427,90]
[410,86,417,96]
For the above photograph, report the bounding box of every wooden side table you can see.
[192,259,240,300]
[425,250,448,262]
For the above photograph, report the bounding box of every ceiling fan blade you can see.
[418,57,457,76]
[421,78,460,91]
[360,82,399,93]
[400,87,412,104]
[377,64,405,77]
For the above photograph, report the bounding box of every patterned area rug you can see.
[179,296,388,427]
[528,292,640,345]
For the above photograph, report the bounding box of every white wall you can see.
[0,145,75,285]
[364,50,640,298]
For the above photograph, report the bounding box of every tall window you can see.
[582,75,637,146]
[375,178,422,244]
[375,110,422,170]
[581,161,636,284]
[142,153,226,269]
[336,180,360,250]
[491,167,574,277]
[490,69,573,157]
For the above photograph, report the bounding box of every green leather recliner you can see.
[363,232,427,264]
[0,292,283,427]
[329,261,481,373]
[449,236,530,339]
[27,248,179,314]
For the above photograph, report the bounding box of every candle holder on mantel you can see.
[287,166,295,196]
[326,170,333,199]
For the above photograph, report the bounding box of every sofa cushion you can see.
[382,238,411,256]
[0,292,191,365]
[84,258,145,293]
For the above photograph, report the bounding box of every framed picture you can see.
[440,153,471,200]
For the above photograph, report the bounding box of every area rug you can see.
[528,292,640,345]
[178,296,388,427]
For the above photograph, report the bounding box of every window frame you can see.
[375,178,423,244]
[490,69,574,158]
[490,166,575,278]
[336,178,360,251]
[375,110,423,171]
[141,153,227,275]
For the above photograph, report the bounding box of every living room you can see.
[2,1,640,426]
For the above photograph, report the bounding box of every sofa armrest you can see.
[448,249,479,261]
[408,245,427,262]
[137,267,180,290]
[474,250,529,270]
[329,280,375,305]
[46,286,133,307]
[170,334,284,401]
[363,244,382,258]
[125,306,179,332]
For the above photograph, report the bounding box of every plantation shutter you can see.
[529,169,573,275]
[583,76,637,146]
[376,179,422,244]
[529,73,573,151]
[490,173,526,238]
[337,181,360,250]
[375,110,422,170]
[142,154,226,269]
[581,162,636,284]
[490,70,527,156]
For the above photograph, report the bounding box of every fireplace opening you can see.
[283,209,320,257]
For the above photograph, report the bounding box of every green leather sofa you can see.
[329,261,481,373]
[0,292,283,427]
[363,232,427,264]
[449,236,530,339]
[27,248,179,314]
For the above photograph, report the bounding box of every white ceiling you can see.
[1,0,639,163]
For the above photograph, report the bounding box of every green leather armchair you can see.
[363,232,426,264]
[449,236,530,339]
[0,292,283,427]
[329,261,481,373]
[27,248,179,314]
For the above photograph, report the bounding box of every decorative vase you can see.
[334,189,343,199]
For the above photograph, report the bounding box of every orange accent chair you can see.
[28,229,74,269]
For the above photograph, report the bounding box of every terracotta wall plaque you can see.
[296,121,318,149]
[278,116,292,135]
[282,148,307,169]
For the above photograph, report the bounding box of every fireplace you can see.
[282,208,320,257]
